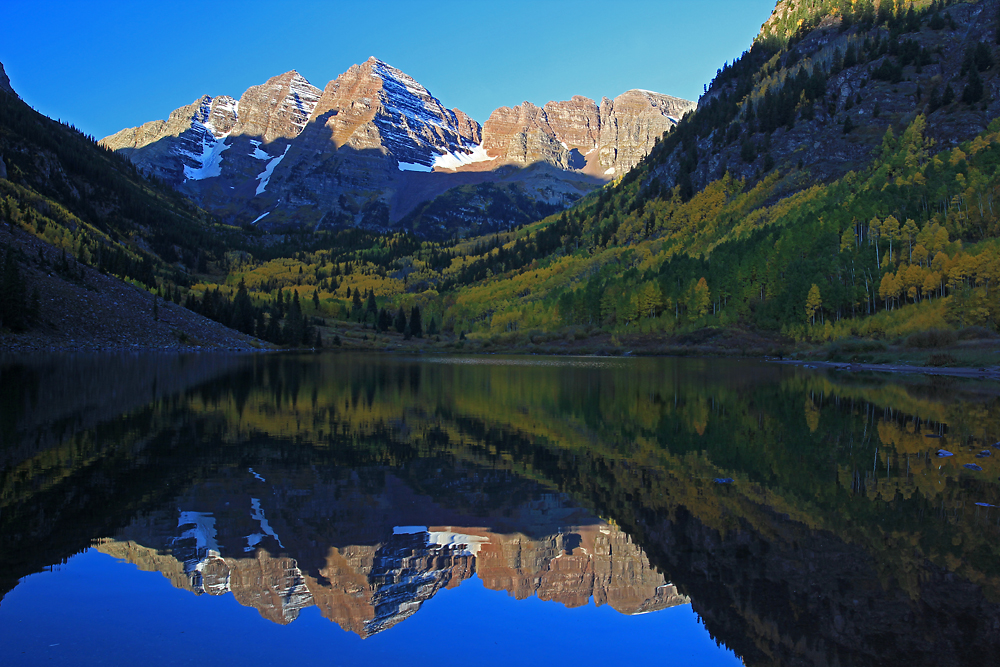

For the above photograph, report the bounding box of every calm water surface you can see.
[1,352,999,666]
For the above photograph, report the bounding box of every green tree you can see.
[805,284,823,324]
[409,304,423,338]
[394,307,407,334]
[231,279,255,335]
[688,278,711,318]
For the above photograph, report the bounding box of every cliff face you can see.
[598,90,694,175]
[99,58,693,237]
[478,91,695,176]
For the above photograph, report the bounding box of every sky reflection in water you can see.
[2,352,1000,666]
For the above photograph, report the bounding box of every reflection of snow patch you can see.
[432,144,497,171]
[392,525,488,556]
[245,497,284,552]
[177,511,220,553]
[427,530,489,557]
[255,145,290,195]
[249,467,266,482]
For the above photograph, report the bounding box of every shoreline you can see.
[4,328,1000,383]
[770,358,1000,380]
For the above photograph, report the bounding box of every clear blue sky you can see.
[2,0,776,140]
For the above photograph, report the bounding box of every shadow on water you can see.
[3,351,1000,665]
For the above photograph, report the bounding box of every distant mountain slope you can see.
[649,0,999,198]
[0,62,262,348]
[101,58,695,238]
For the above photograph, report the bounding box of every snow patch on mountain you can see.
[433,144,496,171]
[180,96,234,181]
[255,145,290,195]
[397,161,432,172]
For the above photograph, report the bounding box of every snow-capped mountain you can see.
[101,58,695,237]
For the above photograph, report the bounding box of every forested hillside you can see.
[8,0,1000,356]
[145,0,1000,355]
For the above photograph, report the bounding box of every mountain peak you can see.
[0,62,18,97]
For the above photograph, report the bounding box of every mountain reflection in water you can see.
[2,352,1000,666]
[93,469,684,636]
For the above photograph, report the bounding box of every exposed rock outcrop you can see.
[598,90,694,175]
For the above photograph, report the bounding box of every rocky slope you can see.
[646,0,1000,199]
[0,224,264,352]
[101,58,693,238]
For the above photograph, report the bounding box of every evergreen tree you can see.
[265,314,281,343]
[394,306,407,334]
[942,83,955,106]
[963,67,984,105]
[378,307,391,333]
[409,304,423,338]
[230,279,255,335]
[284,291,305,346]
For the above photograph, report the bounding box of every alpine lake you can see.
[1,351,999,667]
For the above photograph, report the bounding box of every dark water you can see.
[1,352,999,666]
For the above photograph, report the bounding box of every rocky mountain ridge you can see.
[101,57,694,237]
